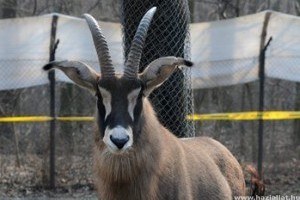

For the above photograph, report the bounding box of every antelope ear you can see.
[43,60,100,93]
[139,56,193,96]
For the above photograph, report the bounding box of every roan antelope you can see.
[43,7,258,200]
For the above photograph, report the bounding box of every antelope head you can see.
[43,7,193,154]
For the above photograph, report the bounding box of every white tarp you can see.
[0,13,122,91]
[265,12,300,83]
[0,15,52,90]
[191,10,300,88]
[55,14,123,82]
[190,11,265,88]
[1,11,300,90]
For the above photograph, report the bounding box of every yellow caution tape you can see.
[0,116,53,122]
[186,111,300,121]
[56,116,94,121]
[1,111,300,123]
[0,116,94,123]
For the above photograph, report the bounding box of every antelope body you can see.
[44,7,246,200]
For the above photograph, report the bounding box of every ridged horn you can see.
[83,14,115,78]
[124,7,157,79]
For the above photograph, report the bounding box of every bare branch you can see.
[87,0,101,13]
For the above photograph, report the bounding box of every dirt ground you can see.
[0,156,299,199]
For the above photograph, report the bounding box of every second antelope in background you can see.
[44,7,246,200]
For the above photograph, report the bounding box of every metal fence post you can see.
[257,11,272,178]
[48,15,59,189]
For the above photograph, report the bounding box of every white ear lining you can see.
[44,60,100,93]
[139,64,178,96]
[138,56,192,96]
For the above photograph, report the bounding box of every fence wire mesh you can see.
[122,0,194,138]
[193,60,300,195]
[0,67,96,193]
[1,61,300,196]
[0,0,300,198]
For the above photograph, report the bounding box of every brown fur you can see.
[93,99,246,200]
[247,165,265,196]
[42,13,245,199]
[45,60,248,199]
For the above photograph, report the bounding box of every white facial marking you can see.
[103,125,133,153]
[99,87,111,119]
[127,88,141,120]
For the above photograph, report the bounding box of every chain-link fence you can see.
[122,0,194,137]
[1,0,194,196]
[1,0,300,198]
[0,79,96,193]
[193,62,300,195]
[1,55,300,197]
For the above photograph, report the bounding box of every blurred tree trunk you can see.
[239,85,246,161]
[244,84,257,163]
[59,84,75,155]
[1,0,17,18]
[188,0,194,22]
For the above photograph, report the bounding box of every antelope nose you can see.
[110,135,129,149]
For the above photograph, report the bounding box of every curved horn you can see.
[83,14,115,78]
[124,7,157,79]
